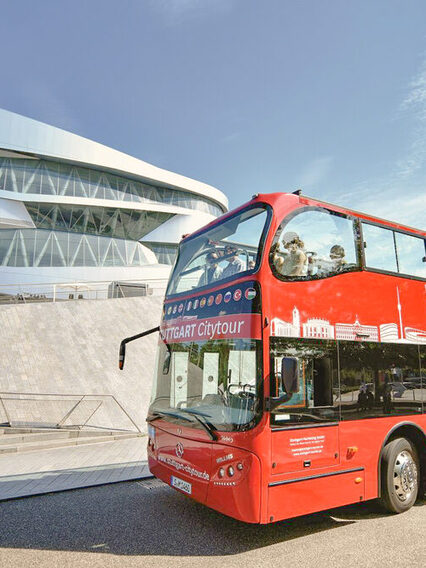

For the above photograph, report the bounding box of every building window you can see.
[0,229,153,268]
[0,158,225,217]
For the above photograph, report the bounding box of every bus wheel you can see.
[380,437,419,513]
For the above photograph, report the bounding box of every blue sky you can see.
[0,0,425,227]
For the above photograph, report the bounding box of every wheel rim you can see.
[393,450,418,502]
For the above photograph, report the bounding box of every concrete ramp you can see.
[0,296,163,432]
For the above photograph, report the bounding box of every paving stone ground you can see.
[0,436,151,500]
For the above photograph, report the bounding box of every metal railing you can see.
[0,278,168,305]
[0,392,142,433]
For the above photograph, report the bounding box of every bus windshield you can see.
[149,338,262,432]
[166,205,270,296]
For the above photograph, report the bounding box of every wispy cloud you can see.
[396,58,426,179]
[221,131,242,144]
[328,57,426,228]
[401,59,426,121]
[299,156,333,187]
[149,0,233,26]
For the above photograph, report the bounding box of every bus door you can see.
[269,341,340,475]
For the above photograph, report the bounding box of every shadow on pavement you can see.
[0,480,423,557]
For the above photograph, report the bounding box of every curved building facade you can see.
[0,109,228,289]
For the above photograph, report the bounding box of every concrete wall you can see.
[0,296,163,432]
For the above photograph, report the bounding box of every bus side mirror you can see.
[119,342,126,370]
[281,357,299,393]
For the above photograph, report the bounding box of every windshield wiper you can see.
[147,410,193,423]
[178,408,219,441]
[179,407,213,418]
[147,408,218,441]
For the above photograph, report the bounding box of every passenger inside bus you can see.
[272,234,307,276]
[222,244,245,278]
[197,251,223,287]
[311,245,347,276]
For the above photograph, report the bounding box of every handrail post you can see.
[80,400,103,429]
[111,395,141,433]
[0,394,11,426]
[56,395,86,428]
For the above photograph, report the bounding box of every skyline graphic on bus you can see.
[270,286,426,344]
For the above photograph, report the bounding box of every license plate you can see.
[171,475,192,495]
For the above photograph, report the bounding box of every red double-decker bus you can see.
[137,192,425,523]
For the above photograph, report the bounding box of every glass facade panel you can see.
[0,229,151,268]
[24,202,174,241]
[0,158,224,217]
[144,242,178,265]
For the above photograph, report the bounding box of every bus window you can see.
[420,347,426,409]
[270,338,339,424]
[362,223,398,273]
[270,208,359,280]
[394,232,426,278]
[167,205,270,295]
[338,341,423,419]
[151,338,263,431]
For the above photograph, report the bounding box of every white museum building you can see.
[0,108,228,294]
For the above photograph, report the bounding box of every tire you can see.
[380,437,419,513]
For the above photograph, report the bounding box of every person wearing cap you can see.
[198,251,223,287]
[222,244,244,278]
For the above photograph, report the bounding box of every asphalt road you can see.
[0,479,424,568]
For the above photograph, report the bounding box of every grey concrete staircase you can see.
[0,427,143,455]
